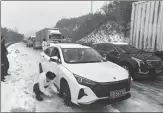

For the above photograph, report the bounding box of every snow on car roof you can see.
[112,42,128,45]
[50,43,90,48]
[93,42,128,45]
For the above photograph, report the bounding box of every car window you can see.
[104,44,117,53]
[50,47,61,59]
[55,49,61,59]
[49,48,57,57]
[92,44,97,49]
[44,48,50,56]
[95,44,105,50]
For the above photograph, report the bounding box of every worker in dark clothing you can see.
[1,36,9,81]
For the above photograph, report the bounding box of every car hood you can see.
[128,53,161,61]
[63,61,129,82]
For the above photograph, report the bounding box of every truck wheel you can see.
[61,81,72,106]
[121,63,135,81]
[39,63,43,74]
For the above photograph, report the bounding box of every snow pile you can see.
[78,20,129,43]
[1,45,36,112]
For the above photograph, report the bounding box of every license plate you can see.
[156,69,162,74]
[110,89,126,99]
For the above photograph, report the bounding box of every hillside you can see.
[1,27,24,43]
[55,1,134,43]
[55,13,108,42]
[77,20,129,43]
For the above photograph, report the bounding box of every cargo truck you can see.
[129,1,163,60]
[34,28,64,49]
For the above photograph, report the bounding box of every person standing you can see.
[42,38,48,51]
[1,36,9,81]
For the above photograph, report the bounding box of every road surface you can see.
[2,43,163,112]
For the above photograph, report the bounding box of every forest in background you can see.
[55,1,135,42]
[1,27,24,44]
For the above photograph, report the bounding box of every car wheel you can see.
[39,63,43,74]
[61,82,72,106]
[149,71,157,81]
[121,63,135,81]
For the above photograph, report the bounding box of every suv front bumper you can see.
[134,66,163,79]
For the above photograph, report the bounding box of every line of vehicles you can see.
[22,1,163,106]
[23,28,72,49]
[23,34,163,106]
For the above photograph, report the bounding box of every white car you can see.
[39,43,131,106]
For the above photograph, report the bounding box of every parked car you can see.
[155,51,163,60]
[33,41,42,49]
[26,36,35,47]
[92,43,163,80]
[39,43,131,106]
[23,39,27,43]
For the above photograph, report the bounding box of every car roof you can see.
[50,43,90,48]
[93,42,128,45]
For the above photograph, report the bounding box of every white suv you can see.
[39,43,131,106]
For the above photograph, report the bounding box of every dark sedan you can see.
[92,43,163,80]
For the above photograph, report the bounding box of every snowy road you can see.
[1,43,163,112]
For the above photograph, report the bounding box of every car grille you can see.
[88,79,130,98]
[146,60,162,68]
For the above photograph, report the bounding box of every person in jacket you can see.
[1,36,9,81]
[42,38,48,51]
[1,36,5,81]
[33,71,57,101]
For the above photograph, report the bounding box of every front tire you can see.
[149,71,157,81]
[61,82,72,106]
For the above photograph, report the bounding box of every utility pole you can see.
[91,1,93,14]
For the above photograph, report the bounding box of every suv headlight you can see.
[131,57,145,67]
[73,74,97,86]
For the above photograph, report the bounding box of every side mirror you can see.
[50,56,59,63]
[103,54,107,59]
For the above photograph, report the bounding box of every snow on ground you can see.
[78,20,129,43]
[1,44,37,112]
[1,43,163,112]
[1,43,119,112]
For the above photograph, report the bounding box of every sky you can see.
[1,1,105,37]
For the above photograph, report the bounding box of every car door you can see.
[104,44,120,63]
[48,47,62,87]
[40,47,52,72]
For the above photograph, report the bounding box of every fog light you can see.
[78,88,87,99]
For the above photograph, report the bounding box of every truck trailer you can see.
[34,28,64,49]
[129,1,163,59]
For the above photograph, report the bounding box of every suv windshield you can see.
[116,45,143,54]
[62,48,106,63]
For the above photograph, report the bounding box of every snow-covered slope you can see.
[78,20,129,43]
